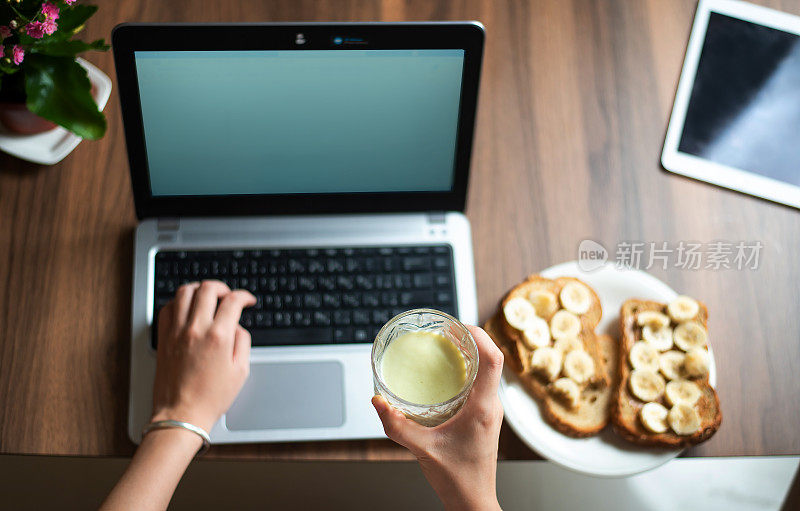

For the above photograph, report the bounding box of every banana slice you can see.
[636,310,670,329]
[553,336,583,354]
[659,350,686,380]
[642,324,674,351]
[668,295,700,322]
[673,321,708,351]
[522,316,551,349]
[628,369,666,402]
[528,289,559,318]
[665,379,702,407]
[530,346,563,382]
[684,348,710,378]
[550,310,581,340]
[629,341,660,371]
[640,402,669,434]
[550,377,581,409]
[668,403,701,435]
[559,282,592,315]
[503,297,537,331]
[563,349,595,384]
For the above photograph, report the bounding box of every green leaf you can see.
[0,60,19,74]
[33,38,109,57]
[22,54,106,139]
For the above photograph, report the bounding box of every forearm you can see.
[100,429,202,511]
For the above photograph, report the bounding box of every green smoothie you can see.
[381,331,467,405]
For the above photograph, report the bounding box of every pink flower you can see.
[0,26,10,39]
[12,45,24,65]
[26,21,45,39]
[41,2,59,20]
[0,44,4,56]
[64,0,76,5]
[42,18,57,35]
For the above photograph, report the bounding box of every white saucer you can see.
[498,261,717,477]
[0,58,112,165]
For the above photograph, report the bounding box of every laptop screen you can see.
[133,49,465,197]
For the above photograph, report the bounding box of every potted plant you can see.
[0,0,107,139]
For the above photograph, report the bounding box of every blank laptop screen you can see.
[133,50,465,196]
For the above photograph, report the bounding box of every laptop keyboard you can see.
[152,245,458,348]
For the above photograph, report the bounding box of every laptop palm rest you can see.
[225,361,345,430]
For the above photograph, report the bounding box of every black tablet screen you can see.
[678,12,800,186]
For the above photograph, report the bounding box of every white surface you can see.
[499,261,718,477]
[0,58,112,165]
[661,0,800,209]
[495,457,798,511]
[129,212,479,444]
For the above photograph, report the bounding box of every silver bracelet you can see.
[142,419,211,455]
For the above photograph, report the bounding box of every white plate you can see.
[0,58,112,165]
[499,261,717,477]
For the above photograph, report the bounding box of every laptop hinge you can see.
[427,212,446,224]
[156,218,180,242]
[157,218,180,231]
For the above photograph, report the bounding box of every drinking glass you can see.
[371,308,478,427]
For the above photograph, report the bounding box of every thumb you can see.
[372,395,429,452]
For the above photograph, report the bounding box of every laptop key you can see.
[403,257,431,271]
[362,292,380,307]
[322,292,341,308]
[413,274,432,288]
[333,327,354,342]
[274,311,292,327]
[353,310,370,325]
[250,327,333,346]
[293,311,312,327]
[342,292,360,307]
[314,311,332,326]
[400,291,434,306]
[333,310,351,325]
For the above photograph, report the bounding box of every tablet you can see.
[662,0,800,208]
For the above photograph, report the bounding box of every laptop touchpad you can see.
[225,361,345,430]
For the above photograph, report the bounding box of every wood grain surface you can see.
[1,0,799,460]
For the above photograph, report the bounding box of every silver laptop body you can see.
[113,22,485,444]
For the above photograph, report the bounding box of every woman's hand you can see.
[151,280,256,432]
[372,325,504,511]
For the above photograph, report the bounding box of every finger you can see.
[214,290,257,329]
[172,282,201,328]
[233,326,251,368]
[187,280,231,328]
[466,325,504,402]
[156,302,174,349]
[371,395,429,452]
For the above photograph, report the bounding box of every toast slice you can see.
[499,275,606,387]
[487,275,614,437]
[485,314,618,437]
[612,299,722,447]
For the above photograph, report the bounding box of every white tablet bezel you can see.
[661,0,800,209]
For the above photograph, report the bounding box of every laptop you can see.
[112,22,484,444]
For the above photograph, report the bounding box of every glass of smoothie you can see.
[371,308,478,427]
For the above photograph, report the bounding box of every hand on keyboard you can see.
[150,280,256,432]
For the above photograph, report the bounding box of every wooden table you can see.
[1,0,799,461]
